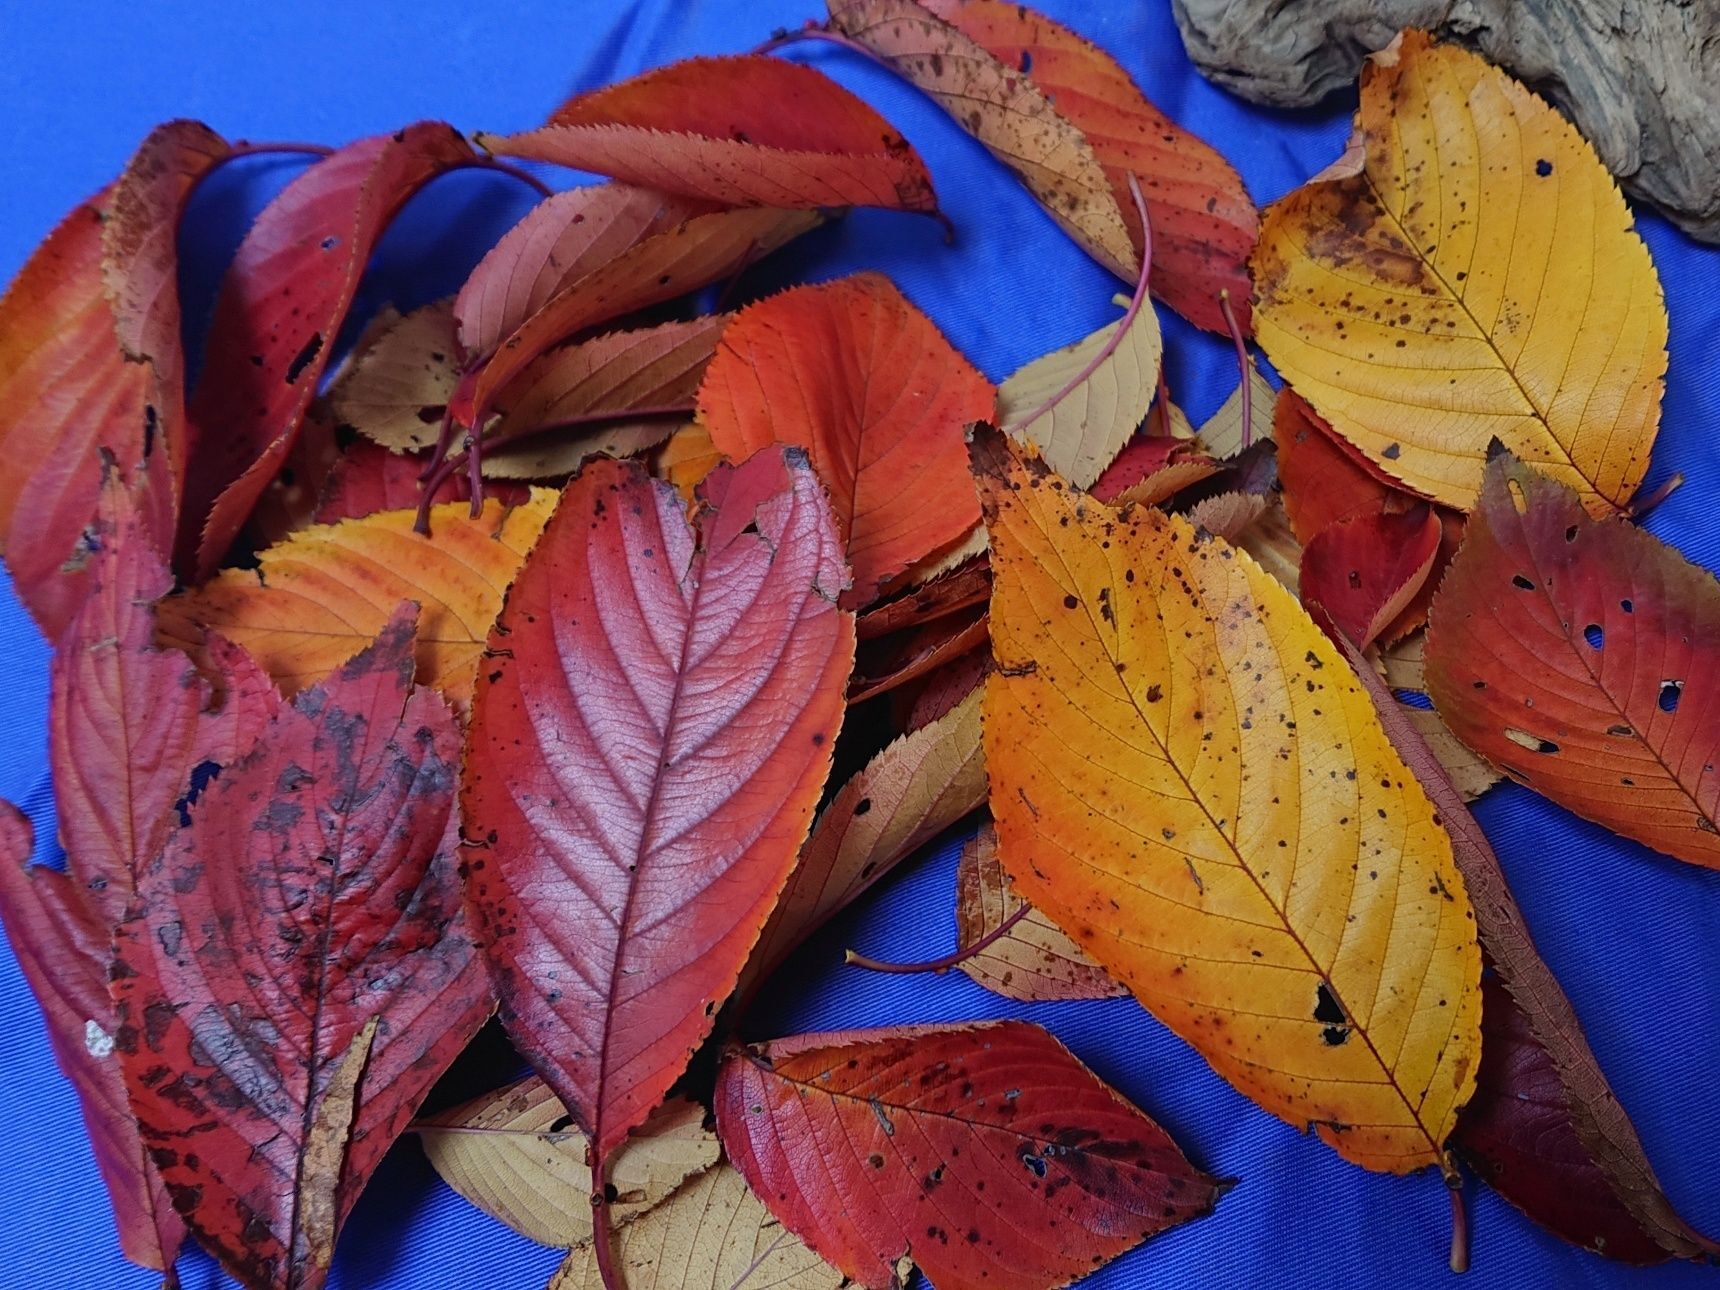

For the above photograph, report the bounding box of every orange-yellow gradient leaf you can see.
[1252,31,1666,515]
[697,273,994,606]
[156,492,553,707]
[974,427,1480,1173]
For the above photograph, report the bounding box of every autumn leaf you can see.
[920,0,1258,332]
[1425,454,1720,868]
[1252,31,1667,515]
[455,184,711,362]
[549,1163,842,1290]
[459,450,852,1221]
[1377,634,1499,802]
[856,555,989,641]
[698,273,993,605]
[157,491,553,709]
[455,206,820,443]
[0,182,157,637]
[416,1081,717,1247]
[996,218,1161,489]
[1195,362,1275,461]
[850,604,988,703]
[975,425,1481,1173]
[954,821,1124,1002]
[1301,507,1444,651]
[716,1021,1221,1290]
[1089,433,1219,507]
[312,441,531,524]
[485,56,937,214]
[1329,609,1718,1264]
[743,684,984,995]
[111,606,492,1290]
[827,0,1135,279]
[0,804,185,1276]
[654,422,725,500]
[180,123,480,578]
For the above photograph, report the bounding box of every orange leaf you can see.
[922,0,1258,332]
[975,426,1480,1173]
[486,56,937,213]
[697,273,994,605]
[653,422,725,501]
[156,492,554,708]
[1425,454,1720,868]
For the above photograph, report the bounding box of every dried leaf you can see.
[0,805,185,1275]
[549,1163,842,1290]
[922,0,1258,331]
[1301,507,1443,651]
[850,605,988,704]
[1184,490,1267,543]
[460,450,852,1168]
[828,0,1136,278]
[856,556,989,641]
[487,56,937,213]
[417,1081,717,1247]
[716,1021,1220,1290]
[1196,362,1276,460]
[157,491,555,709]
[312,441,531,524]
[1090,435,1220,507]
[954,822,1124,1002]
[1378,634,1499,802]
[326,300,460,456]
[456,184,710,361]
[697,274,993,605]
[996,287,1161,490]
[112,607,492,1290]
[975,425,1481,1172]
[182,124,479,577]
[744,685,984,994]
[653,422,724,501]
[1253,31,1666,514]
[1425,454,1720,867]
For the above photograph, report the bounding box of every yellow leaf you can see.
[976,429,1480,1173]
[549,1164,841,1290]
[326,299,458,455]
[997,293,1162,489]
[157,493,554,707]
[1252,30,1666,515]
[653,423,724,502]
[416,1080,717,1248]
[1194,362,1275,460]
[955,821,1124,1002]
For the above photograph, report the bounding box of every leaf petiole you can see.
[845,901,1030,974]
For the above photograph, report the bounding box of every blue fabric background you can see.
[1,3,1715,1287]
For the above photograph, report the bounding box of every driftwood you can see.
[1170,0,1720,243]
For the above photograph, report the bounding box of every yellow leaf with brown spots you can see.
[974,426,1480,1173]
[1252,31,1666,515]
[156,492,554,708]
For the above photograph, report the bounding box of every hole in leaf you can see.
[1621,599,1633,613]
[1583,624,1603,649]
[1659,680,1683,713]
[1313,982,1345,1026]
[1392,688,1433,710]
[1504,728,1559,754]
[1506,478,1528,513]
[1019,1151,1047,1178]
[1565,525,1578,542]
[1511,574,1534,590]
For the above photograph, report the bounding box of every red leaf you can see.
[1426,454,1720,867]
[0,184,155,638]
[851,604,989,703]
[454,184,710,362]
[920,0,1258,333]
[0,805,185,1275]
[697,274,994,605]
[1300,506,1443,651]
[486,56,937,213]
[455,206,820,436]
[181,124,479,578]
[856,554,989,641]
[460,448,853,1167]
[1089,433,1216,506]
[103,120,233,536]
[49,468,212,931]
[312,441,529,524]
[715,1021,1221,1290]
[112,605,491,1290]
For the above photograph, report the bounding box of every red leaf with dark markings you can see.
[484,56,937,214]
[181,124,478,578]
[1300,506,1443,651]
[459,449,852,1239]
[313,441,530,524]
[715,1021,1221,1290]
[0,804,185,1276]
[111,605,491,1290]
[920,0,1258,333]
[0,183,156,638]
[454,183,711,362]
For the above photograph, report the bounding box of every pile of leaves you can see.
[0,4,1714,1288]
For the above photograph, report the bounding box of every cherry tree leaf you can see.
[111,606,492,1290]
[1301,507,1444,652]
[181,123,480,578]
[697,273,994,605]
[716,1021,1221,1290]
[312,441,531,525]
[484,56,937,214]
[460,449,852,1178]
